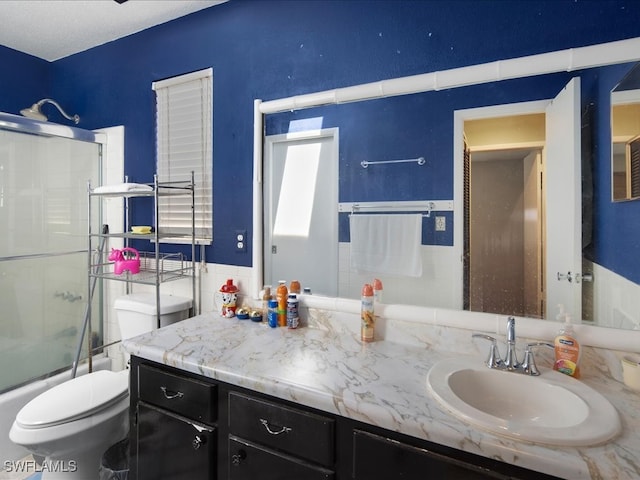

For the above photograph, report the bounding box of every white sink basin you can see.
[426,357,621,446]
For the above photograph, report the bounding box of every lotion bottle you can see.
[261,285,272,323]
[553,310,581,377]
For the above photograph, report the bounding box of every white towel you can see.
[93,183,153,194]
[350,214,423,277]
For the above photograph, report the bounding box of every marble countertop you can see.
[122,308,640,480]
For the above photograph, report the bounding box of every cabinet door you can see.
[229,436,334,480]
[353,430,509,480]
[137,403,216,480]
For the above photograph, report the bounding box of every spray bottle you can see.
[361,283,375,343]
[276,280,288,327]
[373,278,383,304]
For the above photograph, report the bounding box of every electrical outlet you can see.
[235,230,247,252]
[435,216,446,232]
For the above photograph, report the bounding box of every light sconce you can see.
[20,99,80,124]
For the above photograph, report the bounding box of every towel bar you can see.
[338,200,454,216]
[361,156,425,168]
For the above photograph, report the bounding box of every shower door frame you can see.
[0,112,106,393]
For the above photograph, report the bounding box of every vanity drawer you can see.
[139,364,217,424]
[229,392,334,467]
[228,436,334,480]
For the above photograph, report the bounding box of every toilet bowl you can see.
[10,370,129,480]
[9,293,192,479]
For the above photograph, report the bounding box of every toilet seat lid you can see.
[16,370,128,428]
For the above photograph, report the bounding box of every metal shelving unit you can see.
[87,173,196,329]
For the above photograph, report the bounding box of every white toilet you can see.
[10,293,192,480]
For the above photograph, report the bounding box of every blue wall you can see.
[587,62,640,283]
[1,0,640,279]
[0,45,50,116]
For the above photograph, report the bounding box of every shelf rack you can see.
[87,173,197,329]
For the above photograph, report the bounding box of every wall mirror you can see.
[257,39,640,332]
[611,63,640,202]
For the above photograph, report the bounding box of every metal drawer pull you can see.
[192,435,206,450]
[259,418,292,435]
[232,450,246,466]
[160,386,184,399]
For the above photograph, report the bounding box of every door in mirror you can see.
[611,63,640,202]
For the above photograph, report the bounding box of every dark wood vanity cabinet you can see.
[130,362,218,480]
[136,404,216,480]
[228,436,334,480]
[227,391,335,479]
[352,430,515,480]
[128,357,560,480]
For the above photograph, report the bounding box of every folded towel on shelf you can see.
[350,213,423,277]
[93,183,153,194]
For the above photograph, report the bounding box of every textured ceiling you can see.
[0,0,225,61]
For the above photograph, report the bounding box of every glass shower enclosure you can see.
[0,113,103,393]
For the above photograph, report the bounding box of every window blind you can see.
[630,136,640,198]
[153,68,213,243]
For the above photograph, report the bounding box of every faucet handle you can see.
[472,334,503,369]
[521,342,554,376]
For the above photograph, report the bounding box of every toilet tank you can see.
[114,293,192,340]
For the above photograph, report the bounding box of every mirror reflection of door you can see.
[462,77,583,320]
[611,85,640,201]
[544,78,582,320]
[612,135,640,200]
[263,129,339,296]
[465,117,545,318]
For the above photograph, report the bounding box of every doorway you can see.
[454,78,583,320]
[465,140,544,318]
[263,128,339,296]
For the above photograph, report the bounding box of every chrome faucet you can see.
[472,317,553,376]
[503,316,519,370]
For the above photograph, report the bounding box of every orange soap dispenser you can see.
[553,306,581,377]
